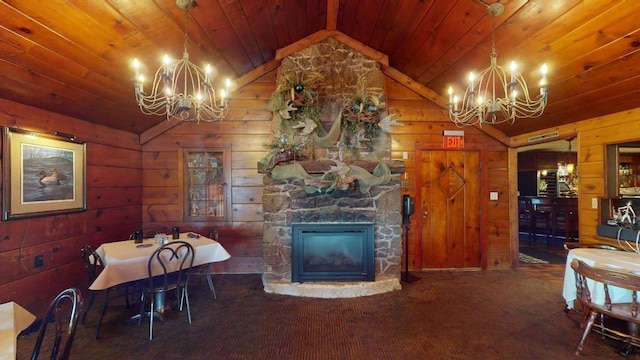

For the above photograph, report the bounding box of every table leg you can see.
[154,292,166,313]
[127,292,166,323]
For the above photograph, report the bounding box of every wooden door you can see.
[418,150,481,269]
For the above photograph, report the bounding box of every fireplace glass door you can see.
[292,223,375,282]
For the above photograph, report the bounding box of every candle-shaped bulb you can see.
[220,89,226,107]
[163,54,170,74]
[133,58,140,79]
[453,95,459,111]
[205,65,211,82]
[448,86,453,104]
[510,61,516,83]
[540,63,548,86]
[468,72,475,86]
[539,63,548,95]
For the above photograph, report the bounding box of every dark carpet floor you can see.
[18,271,638,360]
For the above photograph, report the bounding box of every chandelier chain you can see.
[183,6,190,54]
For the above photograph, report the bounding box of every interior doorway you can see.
[517,137,577,264]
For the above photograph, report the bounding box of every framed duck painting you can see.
[2,127,86,220]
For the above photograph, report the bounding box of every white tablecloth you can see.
[89,233,231,291]
[562,248,640,309]
[0,301,36,360]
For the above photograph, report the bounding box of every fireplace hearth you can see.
[292,223,375,283]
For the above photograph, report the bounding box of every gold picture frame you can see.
[3,127,86,220]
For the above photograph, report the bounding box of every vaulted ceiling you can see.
[1,0,638,140]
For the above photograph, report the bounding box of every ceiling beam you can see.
[326,0,339,31]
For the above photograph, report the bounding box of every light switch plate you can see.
[489,192,498,200]
[592,198,598,209]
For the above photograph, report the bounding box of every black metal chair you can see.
[138,241,194,340]
[189,263,217,299]
[30,288,83,360]
[80,244,132,339]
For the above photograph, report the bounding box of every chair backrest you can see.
[147,241,195,291]
[80,244,103,283]
[531,197,553,211]
[31,288,83,360]
[571,259,640,318]
[518,197,532,216]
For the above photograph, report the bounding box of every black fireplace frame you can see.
[291,223,375,283]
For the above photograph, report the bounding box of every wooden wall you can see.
[140,71,274,274]
[574,108,640,247]
[508,107,640,250]
[385,77,512,270]
[0,60,523,315]
[0,99,141,315]
[140,67,513,274]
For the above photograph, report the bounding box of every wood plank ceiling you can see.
[0,0,638,139]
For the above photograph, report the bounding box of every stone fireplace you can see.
[259,37,404,297]
[262,164,403,298]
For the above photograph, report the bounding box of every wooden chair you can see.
[138,241,194,340]
[80,244,132,339]
[30,288,83,360]
[570,259,640,355]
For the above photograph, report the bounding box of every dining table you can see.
[89,232,230,319]
[0,301,36,360]
[89,232,231,292]
[562,247,640,309]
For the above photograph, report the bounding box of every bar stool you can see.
[530,197,553,245]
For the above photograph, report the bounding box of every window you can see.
[183,148,231,221]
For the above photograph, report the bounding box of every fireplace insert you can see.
[291,223,375,282]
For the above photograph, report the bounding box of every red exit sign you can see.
[443,135,464,149]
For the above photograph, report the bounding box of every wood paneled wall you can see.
[573,108,640,247]
[140,71,275,274]
[141,68,513,275]
[508,106,640,251]
[0,99,142,315]
[384,77,511,270]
